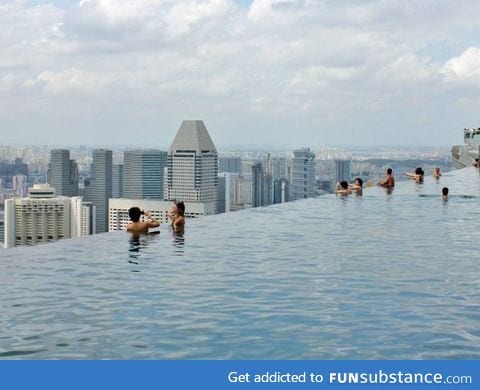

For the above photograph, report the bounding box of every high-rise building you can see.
[4,184,92,248]
[0,158,29,186]
[165,120,218,215]
[123,150,167,200]
[232,176,252,210]
[217,172,237,213]
[219,156,241,174]
[252,162,263,208]
[84,149,112,233]
[70,197,96,237]
[0,209,4,246]
[274,178,289,204]
[251,162,273,208]
[217,176,226,214]
[12,175,28,197]
[291,148,316,200]
[267,156,291,181]
[112,164,123,199]
[47,149,79,197]
[335,159,351,184]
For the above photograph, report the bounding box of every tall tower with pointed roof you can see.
[165,120,218,214]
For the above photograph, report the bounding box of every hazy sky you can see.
[1,0,480,148]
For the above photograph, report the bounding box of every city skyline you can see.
[1,1,480,148]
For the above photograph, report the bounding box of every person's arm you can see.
[143,210,160,228]
[378,177,387,186]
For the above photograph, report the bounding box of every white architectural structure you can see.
[217,172,238,213]
[109,198,210,231]
[4,184,94,249]
[165,120,218,215]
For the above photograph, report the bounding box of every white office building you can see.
[4,184,94,249]
[109,198,210,231]
[165,120,218,215]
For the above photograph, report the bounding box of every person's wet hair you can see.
[175,201,185,217]
[129,207,142,222]
[340,181,349,189]
[442,187,449,196]
[415,167,423,175]
[355,178,363,187]
[387,168,393,175]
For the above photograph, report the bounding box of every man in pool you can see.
[127,207,160,234]
[442,187,449,200]
[336,181,351,196]
[378,168,395,188]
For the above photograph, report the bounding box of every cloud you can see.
[1,0,480,146]
[34,68,114,95]
[443,46,480,82]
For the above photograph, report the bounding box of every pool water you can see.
[1,168,479,359]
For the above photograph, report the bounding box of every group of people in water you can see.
[336,166,449,199]
[127,201,185,235]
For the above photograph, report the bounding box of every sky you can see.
[1,0,480,148]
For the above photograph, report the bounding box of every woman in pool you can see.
[169,201,185,230]
[349,177,363,195]
[404,167,424,183]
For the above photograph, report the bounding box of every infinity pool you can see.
[1,168,479,359]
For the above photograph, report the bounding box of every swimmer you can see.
[433,167,441,179]
[336,181,352,196]
[378,168,395,189]
[404,167,424,183]
[127,207,160,234]
[349,177,363,195]
[169,201,185,230]
[442,187,449,200]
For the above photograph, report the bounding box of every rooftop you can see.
[1,168,479,359]
[168,120,217,154]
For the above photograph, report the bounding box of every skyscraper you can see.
[112,164,123,199]
[251,162,274,208]
[291,148,316,200]
[274,178,289,204]
[0,209,4,246]
[84,149,112,233]
[232,176,252,209]
[123,150,167,199]
[165,120,218,215]
[219,156,242,174]
[335,159,351,184]
[217,172,237,213]
[4,184,92,248]
[47,149,78,197]
[12,175,28,197]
